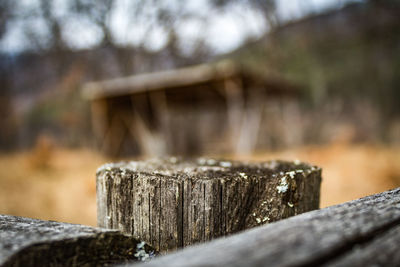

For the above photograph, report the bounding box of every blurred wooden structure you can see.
[82,60,298,157]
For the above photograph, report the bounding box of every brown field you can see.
[0,143,399,227]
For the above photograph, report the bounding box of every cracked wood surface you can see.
[0,215,154,267]
[96,158,322,252]
[127,187,400,267]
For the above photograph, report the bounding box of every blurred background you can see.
[0,0,399,226]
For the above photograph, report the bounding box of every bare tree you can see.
[39,0,66,51]
[0,0,14,39]
[211,0,278,29]
[70,0,115,46]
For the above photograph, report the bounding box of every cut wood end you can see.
[96,158,321,182]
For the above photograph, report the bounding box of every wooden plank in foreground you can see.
[96,158,322,252]
[130,187,400,267]
[0,215,155,267]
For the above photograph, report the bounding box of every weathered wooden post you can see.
[96,158,321,252]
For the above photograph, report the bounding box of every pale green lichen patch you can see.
[262,217,270,222]
[255,215,270,224]
[276,176,289,193]
[239,172,248,179]
[134,241,155,262]
[287,171,296,179]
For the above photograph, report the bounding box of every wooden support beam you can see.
[223,78,245,153]
[90,99,109,149]
[102,112,127,157]
[0,215,155,266]
[96,159,321,253]
[130,187,400,267]
[235,88,265,154]
[125,95,167,157]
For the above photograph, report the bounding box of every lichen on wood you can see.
[96,158,322,252]
[0,215,155,267]
[130,187,400,267]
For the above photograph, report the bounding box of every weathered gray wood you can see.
[326,224,400,267]
[0,214,155,267]
[125,187,400,267]
[96,158,321,252]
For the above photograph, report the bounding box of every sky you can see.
[0,0,360,54]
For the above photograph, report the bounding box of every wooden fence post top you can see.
[96,158,321,181]
[96,158,322,252]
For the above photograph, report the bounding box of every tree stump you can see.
[96,158,321,252]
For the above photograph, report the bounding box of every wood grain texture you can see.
[126,187,400,267]
[326,224,400,267]
[96,158,322,252]
[0,215,154,267]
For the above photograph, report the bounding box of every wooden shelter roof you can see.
[82,60,297,100]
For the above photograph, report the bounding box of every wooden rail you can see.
[130,187,400,267]
[0,215,154,266]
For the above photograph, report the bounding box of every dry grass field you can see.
[0,142,399,227]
